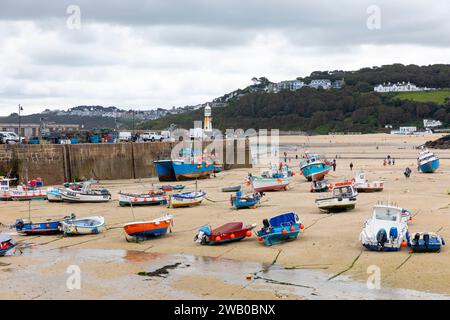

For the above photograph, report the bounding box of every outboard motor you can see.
[423,233,430,248]
[413,233,420,246]
[389,227,398,240]
[376,229,388,248]
[14,219,24,231]
[263,219,270,230]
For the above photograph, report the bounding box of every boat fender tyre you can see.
[376,229,387,247]
[200,236,207,245]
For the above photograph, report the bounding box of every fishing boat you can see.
[118,191,168,207]
[0,177,47,201]
[315,182,358,213]
[230,191,262,209]
[353,171,384,192]
[310,180,331,193]
[123,215,174,240]
[0,234,17,257]
[60,183,111,203]
[248,175,290,192]
[221,185,241,193]
[46,182,87,202]
[417,147,440,173]
[257,212,304,246]
[159,184,185,192]
[154,149,214,181]
[300,152,331,181]
[359,203,409,251]
[194,222,256,245]
[60,216,105,235]
[409,232,445,253]
[14,214,75,235]
[169,191,206,208]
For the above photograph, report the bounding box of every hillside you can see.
[392,89,450,104]
[140,64,450,133]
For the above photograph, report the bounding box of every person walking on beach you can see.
[349,162,354,171]
[392,158,395,165]
[332,159,337,172]
[383,159,387,166]
[404,167,412,178]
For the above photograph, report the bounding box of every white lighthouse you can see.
[203,103,212,132]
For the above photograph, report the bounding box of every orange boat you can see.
[123,215,173,240]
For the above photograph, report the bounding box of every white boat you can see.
[0,178,47,201]
[60,216,105,235]
[315,182,358,212]
[118,191,168,207]
[359,203,409,251]
[60,183,111,203]
[248,166,291,192]
[353,171,384,192]
[170,191,206,208]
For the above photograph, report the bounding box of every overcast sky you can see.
[1,0,449,115]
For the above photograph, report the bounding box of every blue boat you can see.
[257,212,304,246]
[0,234,17,257]
[300,153,331,181]
[230,192,262,209]
[154,160,214,181]
[417,148,440,173]
[409,232,445,252]
[14,214,75,235]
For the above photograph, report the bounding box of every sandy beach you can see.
[1,133,449,300]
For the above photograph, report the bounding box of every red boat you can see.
[194,222,256,245]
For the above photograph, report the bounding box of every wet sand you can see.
[1,133,449,299]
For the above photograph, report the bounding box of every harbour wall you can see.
[0,139,252,185]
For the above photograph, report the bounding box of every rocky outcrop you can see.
[424,135,450,149]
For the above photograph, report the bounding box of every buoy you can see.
[300,224,305,230]
[246,231,252,237]
[215,236,221,242]
[290,226,295,232]
[401,241,407,248]
[230,233,235,239]
[134,198,138,202]
[258,236,262,241]
[277,178,282,183]
[409,216,412,221]
[282,229,287,235]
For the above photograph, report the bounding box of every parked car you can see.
[141,132,164,142]
[118,132,132,142]
[0,132,24,144]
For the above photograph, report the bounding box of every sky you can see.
[0,0,449,116]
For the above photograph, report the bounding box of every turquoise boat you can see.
[257,212,304,246]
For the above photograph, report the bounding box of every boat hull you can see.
[16,221,62,235]
[170,192,206,208]
[60,216,105,235]
[154,160,214,181]
[124,221,171,238]
[118,193,168,207]
[419,158,440,173]
[316,197,357,212]
[258,225,301,246]
[8,189,47,201]
[301,164,331,181]
[60,191,111,203]
[251,177,290,192]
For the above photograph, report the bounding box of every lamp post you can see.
[18,104,23,144]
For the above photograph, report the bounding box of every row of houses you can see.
[261,79,345,93]
[373,82,434,93]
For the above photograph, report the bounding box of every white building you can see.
[309,79,332,90]
[423,119,443,128]
[374,82,431,93]
[390,126,417,135]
